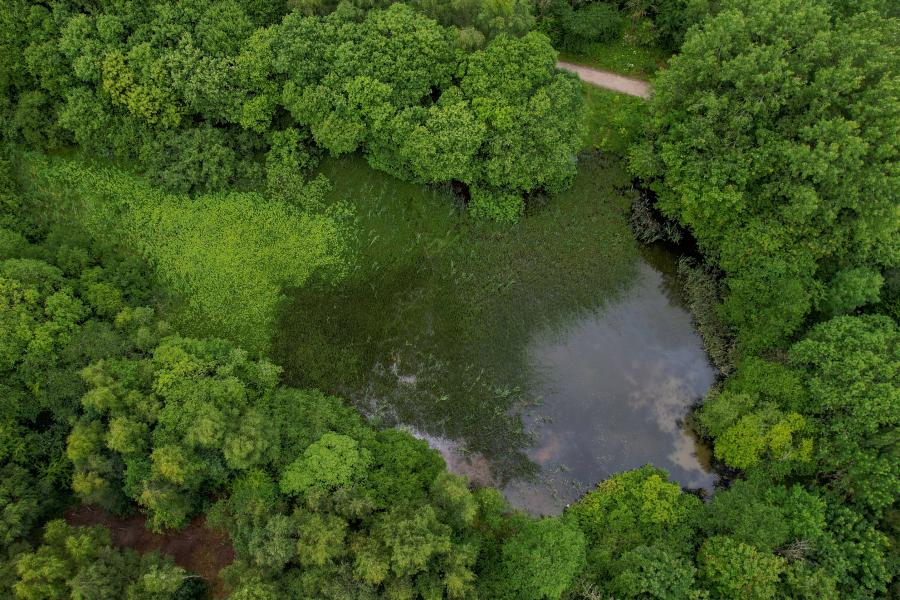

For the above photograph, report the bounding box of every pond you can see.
[502,246,717,514]
[274,153,717,515]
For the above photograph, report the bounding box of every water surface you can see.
[275,154,717,514]
[502,249,717,514]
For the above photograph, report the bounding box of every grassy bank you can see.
[559,40,668,80]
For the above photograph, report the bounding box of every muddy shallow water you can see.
[277,154,718,515]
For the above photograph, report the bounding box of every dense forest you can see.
[0,0,897,599]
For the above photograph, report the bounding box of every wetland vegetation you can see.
[1,0,897,599]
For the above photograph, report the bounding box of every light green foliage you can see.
[430,472,478,528]
[68,335,285,530]
[571,466,700,553]
[101,50,184,129]
[354,505,454,583]
[468,187,524,224]
[698,358,813,476]
[697,536,785,600]
[279,432,371,497]
[246,513,298,571]
[787,315,899,514]
[28,158,346,352]
[781,563,839,600]
[569,466,701,592]
[635,0,899,352]
[215,427,480,598]
[294,509,348,568]
[0,260,85,377]
[13,520,189,600]
[580,83,647,154]
[713,410,810,470]
[286,75,394,157]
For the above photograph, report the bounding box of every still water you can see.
[276,154,718,515]
[502,250,717,514]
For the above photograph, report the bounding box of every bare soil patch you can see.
[66,505,234,598]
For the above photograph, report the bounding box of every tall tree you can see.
[632,0,899,352]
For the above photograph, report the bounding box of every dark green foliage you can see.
[676,257,734,373]
[633,0,899,354]
[699,480,826,554]
[1,1,897,599]
[607,544,698,599]
[535,0,703,52]
[787,315,899,515]
[2,0,582,222]
[0,177,159,571]
[485,516,586,600]
[287,0,536,39]
[697,536,785,600]
[559,3,625,49]
[627,11,899,596]
[569,465,700,589]
[139,125,240,195]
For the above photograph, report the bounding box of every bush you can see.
[560,3,624,49]
[468,187,525,224]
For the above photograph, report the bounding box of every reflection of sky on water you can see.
[504,260,718,515]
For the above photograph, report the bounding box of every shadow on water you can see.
[274,153,717,512]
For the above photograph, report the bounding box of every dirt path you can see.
[557,61,651,99]
[66,505,234,598]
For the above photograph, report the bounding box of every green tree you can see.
[14,520,191,600]
[68,335,284,530]
[492,516,586,600]
[608,544,699,600]
[279,432,371,498]
[699,480,826,554]
[697,536,785,600]
[459,31,584,197]
[633,0,899,352]
[571,465,700,558]
[787,315,899,514]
